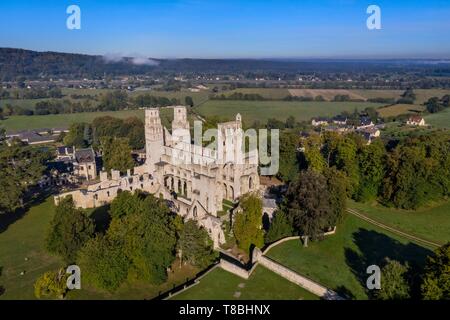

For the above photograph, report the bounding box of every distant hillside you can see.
[1,47,449,80]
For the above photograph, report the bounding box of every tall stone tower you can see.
[145,108,164,173]
[171,106,191,144]
[217,113,243,165]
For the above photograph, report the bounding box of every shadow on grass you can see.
[0,189,54,234]
[344,228,432,299]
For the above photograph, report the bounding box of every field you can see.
[376,104,426,118]
[348,200,450,245]
[425,108,450,129]
[1,110,145,132]
[0,198,63,299]
[225,88,290,100]
[266,214,433,300]
[0,198,199,300]
[195,100,384,124]
[171,265,318,300]
[289,89,367,101]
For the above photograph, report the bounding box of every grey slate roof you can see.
[75,148,96,163]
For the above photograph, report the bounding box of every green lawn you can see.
[266,214,433,300]
[195,100,384,124]
[348,200,450,245]
[0,197,62,299]
[425,108,450,129]
[172,265,318,300]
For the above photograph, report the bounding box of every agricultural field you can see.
[425,108,450,129]
[376,104,426,118]
[1,110,145,132]
[195,100,384,124]
[224,88,290,100]
[266,214,433,300]
[348,200,450,245]
[289,89,367,101]
[171,265,319,300]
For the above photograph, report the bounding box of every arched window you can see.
[249,177,253,190]
[223,184,228,199]
[193,206,198,218]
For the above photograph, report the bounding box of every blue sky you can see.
[1,0,449,58]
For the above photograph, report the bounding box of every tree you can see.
[264,211,293,244]
[285,115,296,129]
[277,132,300,182]
[78,236,130,292]
[109,191,143,219]
[285,170,332,246]
[421,242,450,300]
[334,135,360,197]
[356,139,386,202]
[100,137,135,173]
[34,268,69,299]
[64,123,90,148]
[178,220,217,268]
[233,194,264,253]
[46,197,95,263]
[80,194,179,292]
[323,167,347,227]
[376,259,411,300]
[109,194,179,284]
[0,142,48,214]
[185,96,194,107]
[303,133,326,173]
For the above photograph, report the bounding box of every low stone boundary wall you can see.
[216,228,343,300]
[162,263,220,300]
[257,255,343,300]
[219,259,250,279]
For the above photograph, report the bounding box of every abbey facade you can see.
[55,106,260,247]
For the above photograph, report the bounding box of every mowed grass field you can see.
[195,100,384,124]
[0,198,62,299]
[266,214,433,300]
[376,104,426,118]
[348,200,450,245]
[425,108,450,129]
[172,265,318,300]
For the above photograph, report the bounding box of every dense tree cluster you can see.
[100,136,135,173]
[62,115,145,171]
[421,242,450,300]
[211,92,265,101]
[46,197,95,263]
[53,191,218,292]
[302,131,450,209]
[0,136,49,214]
[425,95,450,113]
[283,169,346,246]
